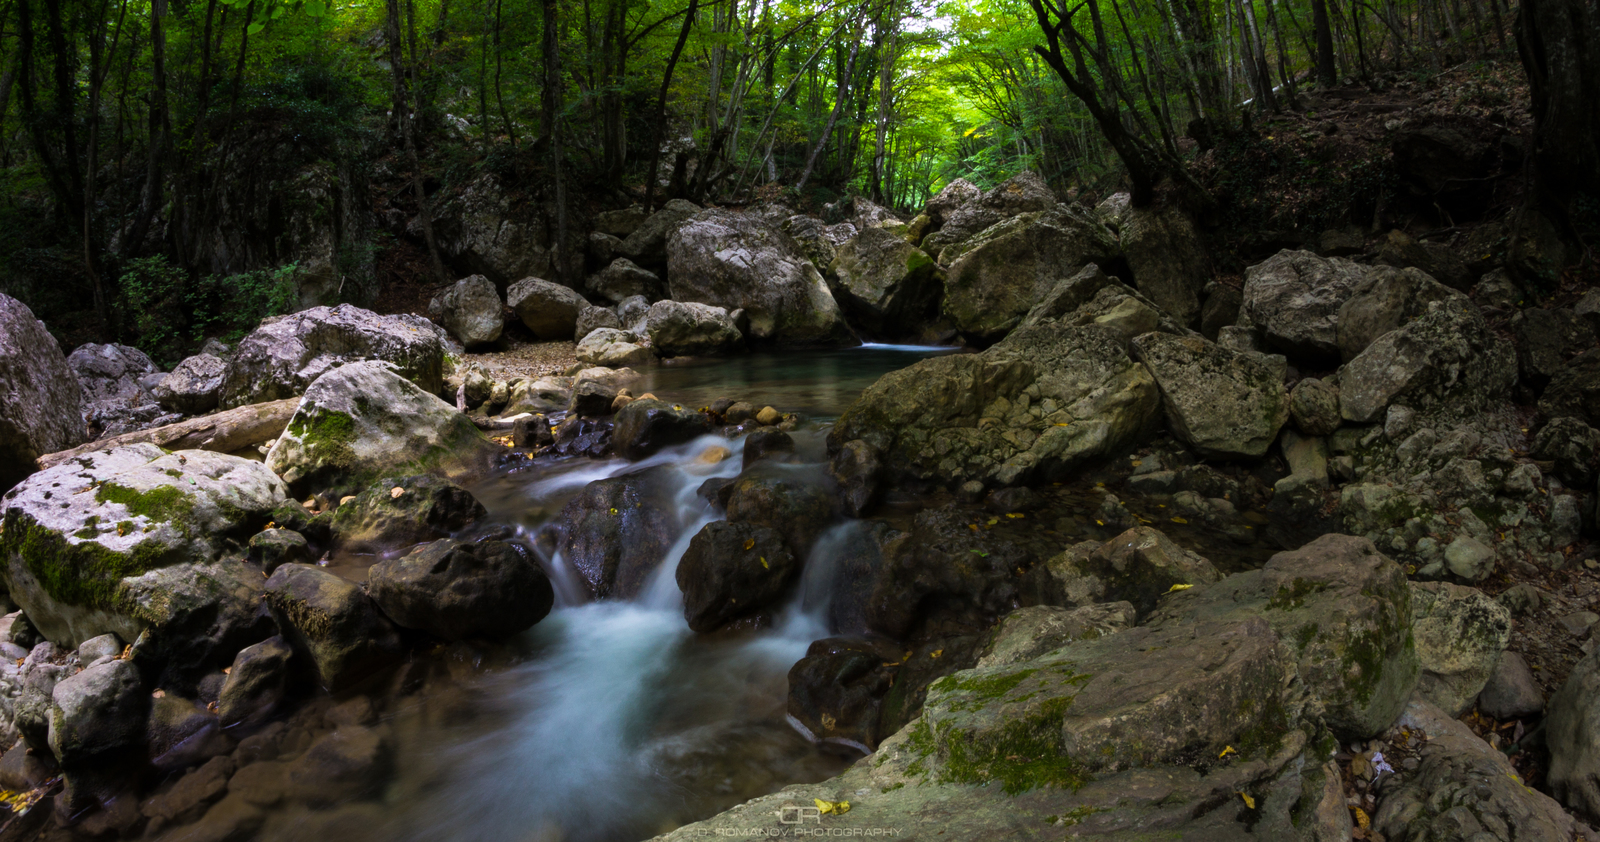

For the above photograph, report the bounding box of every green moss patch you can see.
[95,482,196,529]
[0,511,174,613]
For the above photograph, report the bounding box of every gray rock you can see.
[973,602,1136,668]
[1019,263,1185,345]
[328,474,485,553]
[1550,649,1600,824]
[829,323,1158,489]
[940,205,1120,345]
[561,469,678,599]
[281,724,394,805]
[920,177,982,232]
[369,539,554,640]
[1373,229,1471,289]
[676,521,796,632]
[615,295,650,332]
[1477,651,1543,719]
[1540,348,1600,428]
[1241,249,1367,363]
[1376,698,1586,840]
[588,230,622,266]
[263,563,403,692]
[1132,332,1289,459]
[1551,494,1584,549]
[506,278,589,340]
[218,304,446,409]
[427,275,504,348]
[428,173,553,284]
[1474,269,1522,311]
[725,471,835,560]
[619,199,701,268]
[503,376,572,415]
[1443,535,1496,581]
[830,226,942,336]
[586,258,664,304]
[593,206,647,238]
[667,209,854,346]
[574,305,622,341]
[612,399,711,460]
[575,327,652,367]
[265,360,498,499]
[1532,416,1599,487]
[1121,206,1208,326]
[75,633,122,667]
[0,295,86,489]
[1199,284,1242,340]
[68,342,168,437]
[0,444,285,647]
[1336,265,1469,361]
[246,528,310,574]
[1338,295,1515,423]
[779,215,840,277]
[645,300,743,357]
[1409,581,1511,715]
[1289,377,1342,436]
[153,353,228,415]
[48,658,145,764]
[827,439,882,518]
[922,171,1058,258]
[217,636,293,726]
[1049,526,1221,617]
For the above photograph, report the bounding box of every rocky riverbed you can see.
[0,171,1595,841]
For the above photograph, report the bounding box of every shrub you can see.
[119,255,300,363]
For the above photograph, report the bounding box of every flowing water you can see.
[220,346,961,842]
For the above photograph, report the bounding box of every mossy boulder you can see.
[829,323,1159,490]
[1132,331,1290,459]
[327,475,487,554]
[939,205,1120,345]
[0,444,286,648]
[830,226,944,338]
[265,361,499,500]
[1408,581,1510,716]
[262,563,402,692]
[1338,295,1515,423]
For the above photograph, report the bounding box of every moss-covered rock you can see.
[1132,332,1290,459]
[262,563,402,692]
[1338,294,1515,423]
[327,475,486,554]
[1408,581,1510,716]
[0,445,286,648]
[829,323,1158,489]
[830,226,944,338]
[265,361,499,500]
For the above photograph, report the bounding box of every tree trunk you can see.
[1516,0,1600,211]
[795,33,858,193]
[1312,0,1338,84]
[38,399,302,471]
[388,0,447,282]
[643,0,698,212]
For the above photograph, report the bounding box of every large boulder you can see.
[575,305,622,341]
[829,227,943,337]
[153,353,227,415]
[940,205,1120,345]
[559,469,678,599]
[1241,250,1368,363]
[506,278,588,340]
[919,178,982,235]
[1018,263,1185,345]
[1408,581,1510,716]
[216,636,293,727]
[645,300,743,357]
[218,305,446,409]
[619,199,701,269]
[829,323,1158,488]
[1338,294,1515,423]
[0,294,86,489]
[666,209,854,346]
[68,342,173,437]
[922,171,1058,257]
[265,361,498,499]
[574,328,652,367]
[724,470,835,560]
[263,563,402,691]
[585,258,664,304]
[1545,649,1600,823]
[427,275,504,348]
[1514,307,1598,393]
[612,399,712,460]
[0,444,286,648]
[1336,265,1462,361]
[368,539,554,640]
[1131,332,1289,459]
[48,658,146,765]
[675,521,797,632]
[327,474,486,553]
[1120,206,1209,326]
[428,173,553,284]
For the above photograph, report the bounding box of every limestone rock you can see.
[619,199,701,269]
[1338,295,1514,423]
[427,275,504,348]
[1336,265,1464,361]
[216,636,293,726]
[612,399,712,460]
[575,328,652,368]
[153,353,228,415]
[1121,206,1209,326]
[218,304,446,409]
[1241,250,1367,363]
[0,294,87,489]
[506,278,588,340]
[830,226,943,337]
[1132,332,1289,459]
[559,468,677,599]
[1408,581,1511,716]
[263,563,402,691]
[645,300,743,357]
[1289,377,1342,436]
[368,539,554,640]
[48,658,145,765]
[1049,527,1222,617]
[1478,651,1543,719]
[327,474,486,553]
[575,305,622,341]
[1541,349,1600,429]
[586,258,664,304]
[68,342,170,437]
[975,602,1136,668]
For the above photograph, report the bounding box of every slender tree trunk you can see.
[126,0,169,256]
[795,33,857,193]
[388,0,447,282]
[541,0,570,283]
[870,0,897,204]
[494,0,514,146]
[1312,0,1338,84]
[643,0,698,212]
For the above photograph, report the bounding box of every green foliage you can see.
[119,255,299,363]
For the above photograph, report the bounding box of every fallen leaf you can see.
[1238,792,1255,809]
[1165,583,1194,593]
[759,556,769,569]
[1219,745,1236,758]
[1171,516,1188,524]
[744,538,756,550]
[1353,806,1371,830]
[931,649,943,658]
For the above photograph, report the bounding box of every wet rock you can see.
[1241,249,1367,363]
[502,377,572,415]
[328,475,486,554]
[218,304,446,409]
[0,294,86,490]
[940,205,1120,345]
[1120,206,1208,326]
[48,658,145,765]
[1132,332,1289,459]
[183,793,265,842]
[1048,527,1221,618]
[153,353,228,415]
[1532,415,1600,487]
[265,360,498,499]
[586,258,664,304]
[1408,581,1510,716]
[560,469,677,599]
[741,430,794,469]
[608,399,713,461]
[829,323,1158,489]
[217,636,293,727]
[619,199,701,269]
[141,754,234,826]
[724,470,835,559]
[282,725,394,805]
[507,278,588,340]
[575,327,652,367]
[1540,348,1600,428]
[645,300,744,357]
[1478,651,1543,719]
[785,637,900,751]
[667,209,854,346]
[1288,377,1341,436]
[1336,265,1467,361]
[0,444,285,647]
[369,539,554,640]
[974,602,1136,668]
[247,528,310,573]
[263,563,403,692]
[575,304,623,341]
[147,692,229,769]
[1338,294,1514,423]
[830,227,943,337]
[827,440,883,519]
[427,274,504,348]
[676,521,797,632]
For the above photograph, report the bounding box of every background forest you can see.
[0,0,1593,356]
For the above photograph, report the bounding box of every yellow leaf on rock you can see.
[744,538,756,550]
[814,799,850,815]
[931,649,943,658]
[1166,583,1194,593]
[1353,807,1371,830]
[1219,746,1235,758]
[759,557,768,569]
[1239,792,1255,809]
[1171,516,1188,524]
